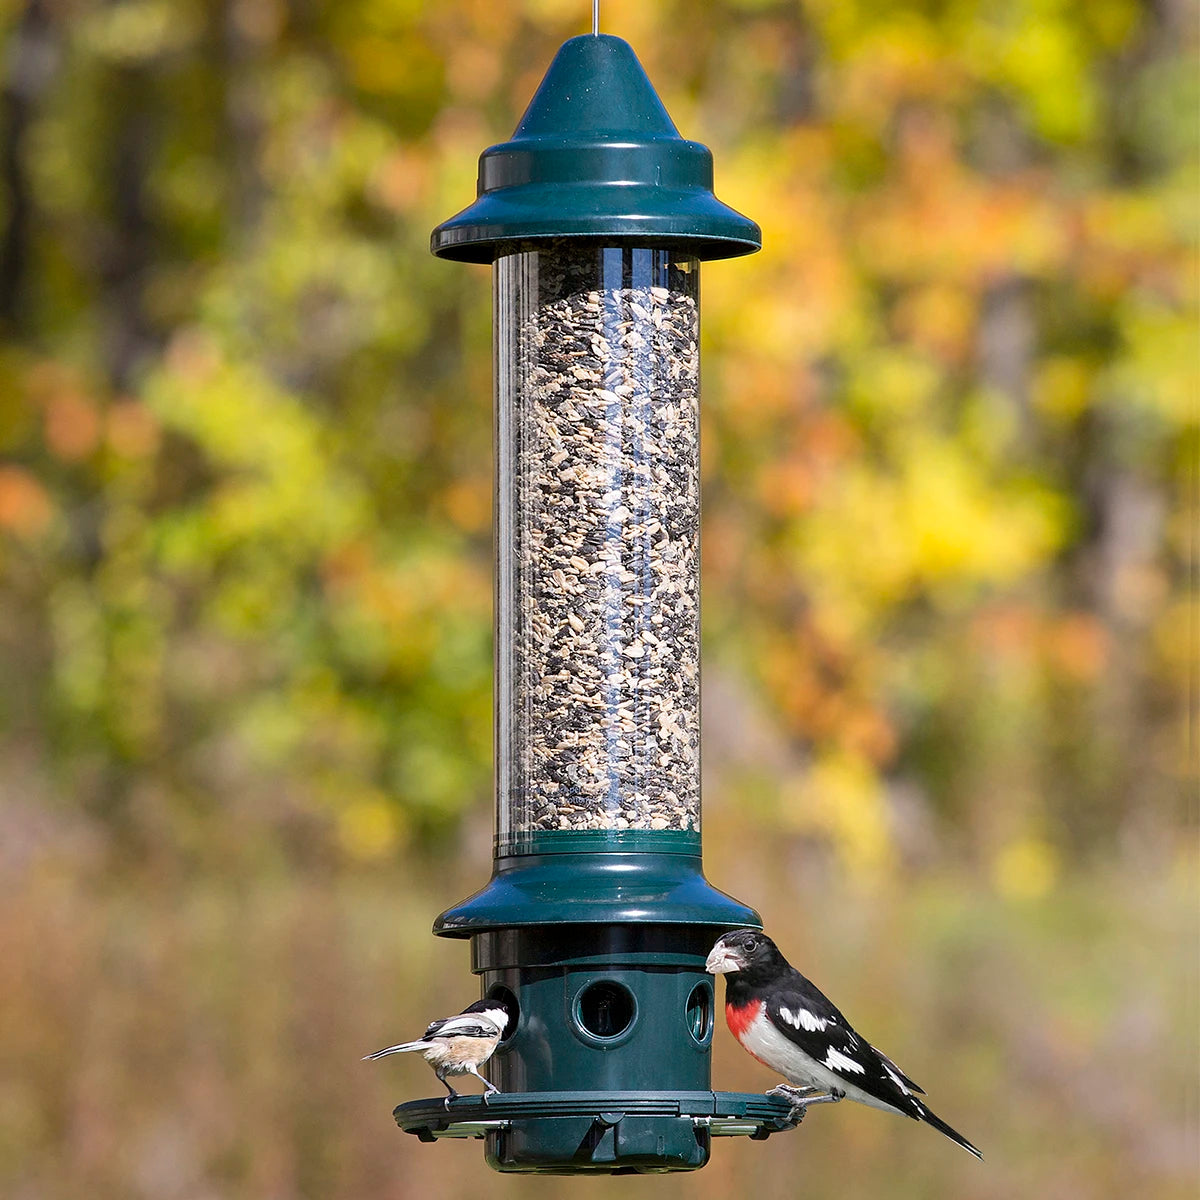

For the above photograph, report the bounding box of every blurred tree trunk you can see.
[222,0,266,240]
[0,0,56,333]
[100,61,156,391]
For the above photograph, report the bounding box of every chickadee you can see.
[707,930,981,1159]
[363,997,513,1104]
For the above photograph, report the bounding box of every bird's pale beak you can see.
[705,944,743,975]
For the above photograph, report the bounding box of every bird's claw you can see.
[767,1083,841,1122]
[767,1084,807,1122]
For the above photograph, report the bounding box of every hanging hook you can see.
[592,0,599,36]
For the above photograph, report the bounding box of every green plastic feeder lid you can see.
[432,34,761,262]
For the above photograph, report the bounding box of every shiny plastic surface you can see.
[496,245,700,845]
[431,35,760,262]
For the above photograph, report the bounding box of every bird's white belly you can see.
[741,1010,902,1115]
[422,1037,496,1074]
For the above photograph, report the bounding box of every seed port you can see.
[685,981,712,1045]
[485,983,520,1046]
[575,980,637,1040]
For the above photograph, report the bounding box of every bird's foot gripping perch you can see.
[765,1084,844,1121]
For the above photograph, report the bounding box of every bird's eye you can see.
[743,936,758,952]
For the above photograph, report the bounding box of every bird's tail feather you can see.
[915,1101,982,1160]
[362,1040,429,1061]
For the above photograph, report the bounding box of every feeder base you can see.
[393,1090,801,1174]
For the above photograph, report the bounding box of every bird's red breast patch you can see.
[725,998,763,1042]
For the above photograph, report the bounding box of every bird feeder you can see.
[393,32,796,1173]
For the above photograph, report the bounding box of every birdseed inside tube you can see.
[495,245,700,841]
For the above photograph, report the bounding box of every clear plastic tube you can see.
[496,245,700,844]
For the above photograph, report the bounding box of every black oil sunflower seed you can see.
[499,248,700,835]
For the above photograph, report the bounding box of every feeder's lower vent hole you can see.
[576,980,637,1039]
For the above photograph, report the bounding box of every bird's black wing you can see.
[764,975,926,1115]
[871,1044,925,1094]
[425,1013,503,1041]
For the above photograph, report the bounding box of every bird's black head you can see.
[464,996,514,1039]
[705,929,788,986]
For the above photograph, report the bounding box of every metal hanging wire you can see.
[592,0,599,36]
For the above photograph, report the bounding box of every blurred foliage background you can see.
[0,0,1195,1197]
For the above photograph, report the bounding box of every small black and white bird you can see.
[707,930,981,1159]
[363,997,513,1103]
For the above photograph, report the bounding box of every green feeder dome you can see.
[431,34,761,262]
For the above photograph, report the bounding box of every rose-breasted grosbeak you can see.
[707,929,981,1159]
[363,997,513,1104]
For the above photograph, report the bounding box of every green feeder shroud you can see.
[394,33,793,1173]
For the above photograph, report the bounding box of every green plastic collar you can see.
[432,35,760,262]
[497,830,701,858]
[433,850,760,936]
